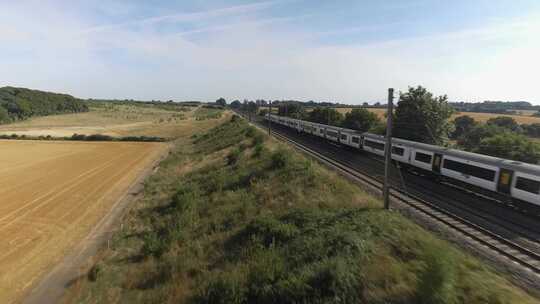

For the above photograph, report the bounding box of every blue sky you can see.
[1,0,540,103]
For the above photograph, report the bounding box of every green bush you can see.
[417,244,457,304]
[271,149,290,169]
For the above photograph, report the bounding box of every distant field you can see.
[0,103,227,139]
[0,140,167,303]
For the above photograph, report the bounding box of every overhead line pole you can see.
[268,102,272,136]
[383,88,394,210]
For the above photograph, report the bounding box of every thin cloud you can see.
[80,1,278,35]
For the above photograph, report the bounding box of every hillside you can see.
[0,87,88,123]
[63,115,538,303]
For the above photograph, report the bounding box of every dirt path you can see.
[19,144,170,304]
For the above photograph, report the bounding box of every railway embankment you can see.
[63,115,539,303]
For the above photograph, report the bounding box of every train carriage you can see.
[264,114,540,208]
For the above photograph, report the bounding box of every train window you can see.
[364,140,385,150]
[415,152,432,164]
[327,130,338,137]
[340,134,347,140]
[392,146,404,156]
[442,159,495,181]
[320,129,324,134]
[515,177,540,194]
[351,137,360,144]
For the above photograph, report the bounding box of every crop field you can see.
[0,140,166,303]
[0,103,227,139]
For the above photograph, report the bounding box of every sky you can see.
[1,0,540,104]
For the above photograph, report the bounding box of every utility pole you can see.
[268,102,272,136]
[383,88,394,210]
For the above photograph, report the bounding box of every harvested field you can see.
[0,140,166,304]
[0,104,227,139]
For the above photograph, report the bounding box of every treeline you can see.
[0,133,166,142]
[275,103,384,133]
[452,116,540,163]
[0,87,88,123]
[450,100,537,114]
[276,86,540,164]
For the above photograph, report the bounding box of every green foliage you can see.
[457,124,502,151]
[307,107,344,125]
[486,116,521,132]
[417,244,457,304]
[230,100,242,108]
[451,115,477,139]
[277,103,306,119]
[0,106,10,123]
[216,97,227,107]
[342,108,382,132]
[0,86,88,123]
[476,132,540,163]
[227,148,243,165]
[522,123,540,138]
[456,121,540,163]
[270,149,291,169]
[393,86,454,145]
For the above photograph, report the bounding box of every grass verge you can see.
[63,115,538,304]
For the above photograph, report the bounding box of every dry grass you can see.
[0,104,228,139]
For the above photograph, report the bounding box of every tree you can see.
[307,107,343,125]
[451,115,476,139]
[342,108,381,132]
[0,106,10,124]
[457,124,502,151]
[486,116,520,132]
[522,123,540,138]
[277,103,305,119]
[216,97,227,107]
[230,100,241,108]
[393,86,454,145]
[476,132,540,163]
[362,102,369,107]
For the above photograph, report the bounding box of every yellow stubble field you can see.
[0,140,167,303]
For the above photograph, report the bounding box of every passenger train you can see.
[266,114,540,209]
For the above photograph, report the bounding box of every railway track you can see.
[237,112,540,276]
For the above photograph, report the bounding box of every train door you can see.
[432,153,443,173]
[497,169,513,195]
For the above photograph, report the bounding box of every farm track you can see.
[240,113,540,279]
[0,140,166,304]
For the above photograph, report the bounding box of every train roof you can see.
[364,132,540,175]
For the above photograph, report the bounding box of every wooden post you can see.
[383,88,394,210]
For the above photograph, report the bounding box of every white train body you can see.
[266,114,540,207]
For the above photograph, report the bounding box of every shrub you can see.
[227,148,243,165]
[88,263,101,282]
[252,133,265,146]
[253,144,266,158]
[417,244,457,304]
[271,149,290,169]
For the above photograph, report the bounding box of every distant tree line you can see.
[0,133,166,142]
[274,85,540,164]
[0,87,88,124]
[450,100,537,114]
[274,102,384,134]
